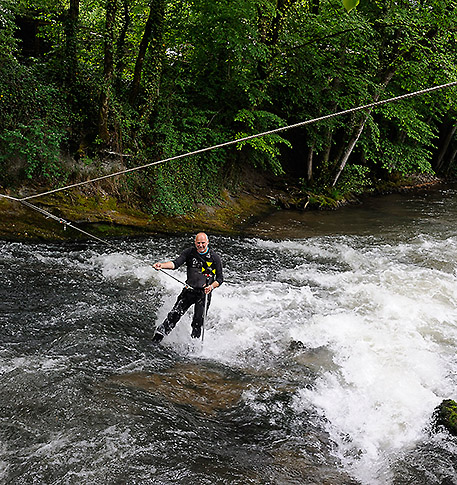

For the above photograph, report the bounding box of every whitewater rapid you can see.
[91,229,457,484]
[3,188,457,484]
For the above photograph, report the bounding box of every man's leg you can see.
[191,292,211,338]
[153,289,195,342]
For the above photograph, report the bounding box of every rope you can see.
[2,81,453,343]
[8,196,188,287]
[0,80,456,254]
[19,198,119,247]
[202,292,208,343]
[201,275,211,343]
[1,80,455,203]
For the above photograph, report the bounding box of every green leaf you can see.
[342,0,360,12]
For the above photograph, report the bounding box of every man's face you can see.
[195,234,209,253]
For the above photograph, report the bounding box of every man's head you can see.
[195,232,209,253]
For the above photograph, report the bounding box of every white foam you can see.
[284,238,457,483]
[177,235,457,484]
[0,355,68,376]
[0,443,9,483]
[195,282,316,364]
[89,252,158,285]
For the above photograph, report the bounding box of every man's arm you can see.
[153,247,191,271]
[153,261,175,271]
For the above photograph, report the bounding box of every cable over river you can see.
[2,185,457,484]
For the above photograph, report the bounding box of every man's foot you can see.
[152,331,164,343]
[191,326,201,339]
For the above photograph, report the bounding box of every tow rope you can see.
[1,80,456,205]
[1,80,456,269]
[12,196,189,288]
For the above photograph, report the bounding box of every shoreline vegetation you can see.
[0,172,443,243]
[2,4,457,478]
[2,2,457,244]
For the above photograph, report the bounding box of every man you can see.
[152,232,223,342]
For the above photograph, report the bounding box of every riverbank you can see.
[0,173,443,242]
[0,173,283,241]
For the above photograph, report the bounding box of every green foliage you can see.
[360,95,437,176]
[0,1,20,62]
[146,157,222,215]
[0,56,69,185]
[302,164,371,209]
[234,109,291,175]
[131,104,230,215]
[336,164,372,194]
[378,139,434,175]
[0,120,67,183]
[306,188,345,209]
[1,0,457,214]
[342,0,360,13]
[0,61,68,129]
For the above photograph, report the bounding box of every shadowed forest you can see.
[1,0,457,215]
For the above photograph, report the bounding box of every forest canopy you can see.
[1,0,457,214]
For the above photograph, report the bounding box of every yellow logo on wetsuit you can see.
[201,261,216,275]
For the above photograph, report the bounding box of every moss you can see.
[1,171,442,242]
[0,183,277,241]
[434,399,457,435]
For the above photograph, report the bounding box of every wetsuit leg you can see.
[153,289,196,341]
[191,293,211,338]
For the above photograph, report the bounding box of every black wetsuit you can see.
[154,247,223,339]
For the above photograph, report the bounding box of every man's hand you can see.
[153,261,174,271]
[204,281,219,294]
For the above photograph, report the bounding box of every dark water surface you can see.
[2,186,457,484]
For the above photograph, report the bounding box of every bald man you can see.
[152,232,224,341]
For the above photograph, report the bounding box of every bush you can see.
[337,164,372,195]
[0,119,68,184]
[0,59,69,185]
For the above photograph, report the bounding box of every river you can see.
[1,186,457,484]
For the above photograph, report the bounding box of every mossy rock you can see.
[434,399,457,435]
[0,182,277,241]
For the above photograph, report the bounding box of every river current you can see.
[2,186,457,484]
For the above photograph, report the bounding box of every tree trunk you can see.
[98,0,118,144]
[435,124,457,173]
[445,148,457,176]
[63,0,79,89]
[114,0,131,95]
[332,112,371,187]
[322,129,333,166]
[141,0,166,119]
[306,143,314,182]
[311,0,320,14]
[129,0,166,106]
[332,71,394,187]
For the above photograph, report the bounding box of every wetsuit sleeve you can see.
[172,247,192,269]
[214,252,224,286]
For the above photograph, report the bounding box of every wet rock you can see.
[288,340,306,351]
[434,399,457,435]
[109,363,246,415]
[270,446,361,485]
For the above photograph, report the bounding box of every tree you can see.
[2,0,457,210]
[129,0,166,109]
[98,0,117,144]
[63,0,80,90]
